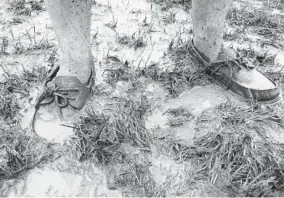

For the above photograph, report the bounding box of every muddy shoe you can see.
[30,65,94,136]
[189,40,281,103]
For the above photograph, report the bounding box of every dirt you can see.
[1,0,284,197]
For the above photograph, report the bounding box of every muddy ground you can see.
[0,0,284,197]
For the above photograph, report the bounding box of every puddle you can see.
[274,50,284,66]
[3,159,122,197]
[2,0,284,196]
[266,126,284,144]
[146,85,245,130]
[174,122,196,145]
[19,87,75,144]
[145,109,168,129]
[176,85,245,116]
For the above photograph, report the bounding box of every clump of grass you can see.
[163,10,178,24]
[7,0,31,16]
[132,35,146,50]
[115,30,146,50]
[70,96,151,164]
[1,37,9,55]
[105,16,118,29]
[104,41,210,97]
[70,111,112,163]
[4,27,54,55]
[14,28,53,54]
[116,34,132,45]
[164,107,194,126]
[227,6,284,39]
[7,0,44,15]
[110,152,164,197]
[152,0,192,12]
[227,6,274,27]
[172,102,284,197]
[0,64,47,123]
[103,56,136,87]
[139,63,196,97]
[70,95,161,196]
[0,73,28,123]
[104,59,189,97]
[162,42,213,96]
[22,65,48,83]
[0,86,21,123]
[263,0,284,10]
[0,124,56,181]
[9,17,24,25]
[30,0,44,11]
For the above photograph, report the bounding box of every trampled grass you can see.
[171,102,284,196]
[1,0,284,196]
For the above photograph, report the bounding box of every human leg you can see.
[192,0,231,62]
[43,0,93,110]
[46,0,93,85]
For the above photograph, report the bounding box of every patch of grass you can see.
[0,65,55,184]
[103,55,136,87]
[262,0,284,10]
[70,96,151,164]
[104,41,211,97]
[0,27,54,55]
[69,94,162,196]
[163,10,178,24]
[30,0,44,11]
[0,63,47,123]
[164,107,194,126]
[105,16,118,29]
[152,0,192,12]
[227,5,284,39]
[171,102,284,197]
[1,37,9,55]
[0,85,21,123]
[109,150,164,197]
[0,124,56,182]
[0,72,28,123]
[7,0,44,16]
[13,28,54,54]
[115,30,146,50]
[7,0,31,16]
[9,17,24,25]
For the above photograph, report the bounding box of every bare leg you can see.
[46,0,92,84]
[192,0,232,62]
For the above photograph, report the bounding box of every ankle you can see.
[193,37,223,63]
[57,56,93,84]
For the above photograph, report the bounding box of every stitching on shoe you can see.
[190,40,261,89]
[189,39,280,104]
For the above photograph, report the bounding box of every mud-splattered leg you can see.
[46,0,92,84]
[192,0,232,62]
